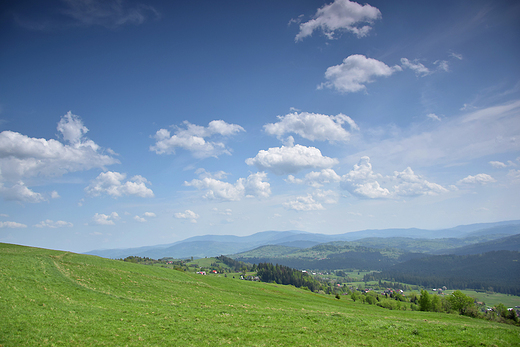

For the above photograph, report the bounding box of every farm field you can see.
[1,243,519,346]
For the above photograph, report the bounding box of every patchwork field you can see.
[1,243,519,346]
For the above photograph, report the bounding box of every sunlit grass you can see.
[1,243,519,346]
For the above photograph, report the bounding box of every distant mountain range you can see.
[84,220,520,259]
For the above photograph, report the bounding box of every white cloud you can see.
[283,194,325,211]
[85,171,154,198]
[50,191,60,199]
[457,173,496,185]
[92,212,119,225]
[174,209,199,223]
[319,54,400,93]
[295,0,381,41]
[0,214,8,217]
[391,167,449,197]
[489,160,516,168]
[400,58,431,77]
[426,113,441,122]
[150,120,244,159]
[0,221,27,228]
[287,168,341,188]
[185,171,270,201]
[246,144,338,175]
[0,112,117,180]
[133,215,146,223]
[34,219,73,228]
[340,157,447,198]
[143,212,156,217]
[264,112,358,143]
[341,162,391,198]
[0,181,45,203]
[244,172,271,198]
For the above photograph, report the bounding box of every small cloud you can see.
[91,212,119,225]
[0,221,27,228]
[450,52,463,60]
[457,173,496,185]
[426,113,441,122]
[489,160,516,168]
[319,55,400,93]
[144,212,156,217]
[133,215,146,223]
[0,213,8,217]
[174,209,200,223]
[50,191,60,199]
[295,0,381,41]
[34,219,73,228]
[401,58,431,77]
[434,60,449,72]
[283,194,325,211]
[85,171,154,198]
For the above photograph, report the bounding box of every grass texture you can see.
[1,243,519,346]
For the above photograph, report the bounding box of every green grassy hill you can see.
[1,243,519,346]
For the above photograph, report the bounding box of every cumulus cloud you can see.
[283,194,325,211]
[0,181,45,203]
[85,171,154,198]
[319,54,401,93]
[295,0,381,41]
[185,171,271,201]
[0,112,118,203]
[0,221,27,228]
[457,174,496,185]
[143,212,156,217]
[174,209,200,223]
[150,120,244,159]
[287,168,341,188]
[340,157,390,199]
[264,112,358,143]
[400,58,431,77]
[246,144,338,175]
[340,156,447,198]
[133,215,146,223]
[34,219,73,228]
[91,212,119,225]
[391,167,448,196]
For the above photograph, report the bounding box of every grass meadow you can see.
[1,243,519,346]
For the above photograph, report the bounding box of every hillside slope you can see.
[2,243,519,346]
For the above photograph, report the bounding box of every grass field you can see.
[1,243,519,346]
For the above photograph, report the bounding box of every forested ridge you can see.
[365,251,520,295]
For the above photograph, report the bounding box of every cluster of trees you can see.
[256,263,322,292]
[418,290,519,325]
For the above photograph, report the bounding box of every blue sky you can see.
[1,0,519,253]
